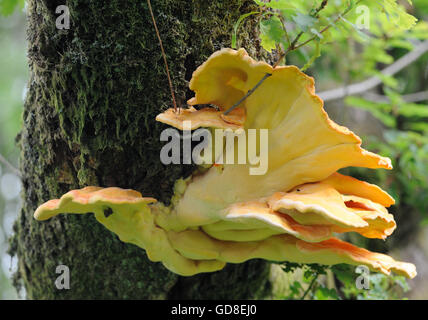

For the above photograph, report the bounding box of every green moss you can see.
[12,0,274,299]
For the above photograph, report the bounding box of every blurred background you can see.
[0,0,427,299]
[0,5,26,299]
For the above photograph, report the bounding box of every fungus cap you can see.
[33,48,416,279]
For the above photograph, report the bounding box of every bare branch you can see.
[274,0,360,67]
[363,91,428,103]
[318,40,428,102]
[300,272,319,300]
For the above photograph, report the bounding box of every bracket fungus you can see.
[35,48,416,278]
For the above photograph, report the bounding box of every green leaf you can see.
[398,103,428,118]
[232,11,259,49]
[332,264,354,285]
[254,0,295,10]
[259,16,286,52]
[384,87,403,104]
[408,122,428,132]
[365,46,394,65]
[345,96,396,127]
[310,28,324,39]
[406,21,428,39]
[286,281,303,299]
[375,72,399,88]
[387,39,414,50]
[0,0,24,16]
[292,12,317,32]
[301,40,321,71]
[314,287,340,300]
[374,0,417,30]
[340,15,371,41]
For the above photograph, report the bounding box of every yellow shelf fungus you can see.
[34,48,416,278]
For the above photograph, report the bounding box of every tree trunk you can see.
[10,0,273,299]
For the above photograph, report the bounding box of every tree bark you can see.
[10,0,273,299]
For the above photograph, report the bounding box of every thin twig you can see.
[275,0,364,67]
[313,0,328,18]
[273,31,302,68]
[292,21,334,51]
[279,16,291,47]
[363,90,428,103]
[147,0,178,112]
[0,153,21,178]
[300,273,319,300]
[223,73,272,115]
[293,4,354,52]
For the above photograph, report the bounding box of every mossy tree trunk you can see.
[10,0,273,299]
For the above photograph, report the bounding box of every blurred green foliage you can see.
[0,0,24,16]
[332,264,409,300]
[0,7,26,299]
[0,13,26,155]
[276,262,409,300]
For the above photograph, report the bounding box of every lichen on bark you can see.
[10,0,273,299]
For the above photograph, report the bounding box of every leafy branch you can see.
[274,0,364,66]
[300,272,319,300]
[274,0,330,67]
[224,0,365,114]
